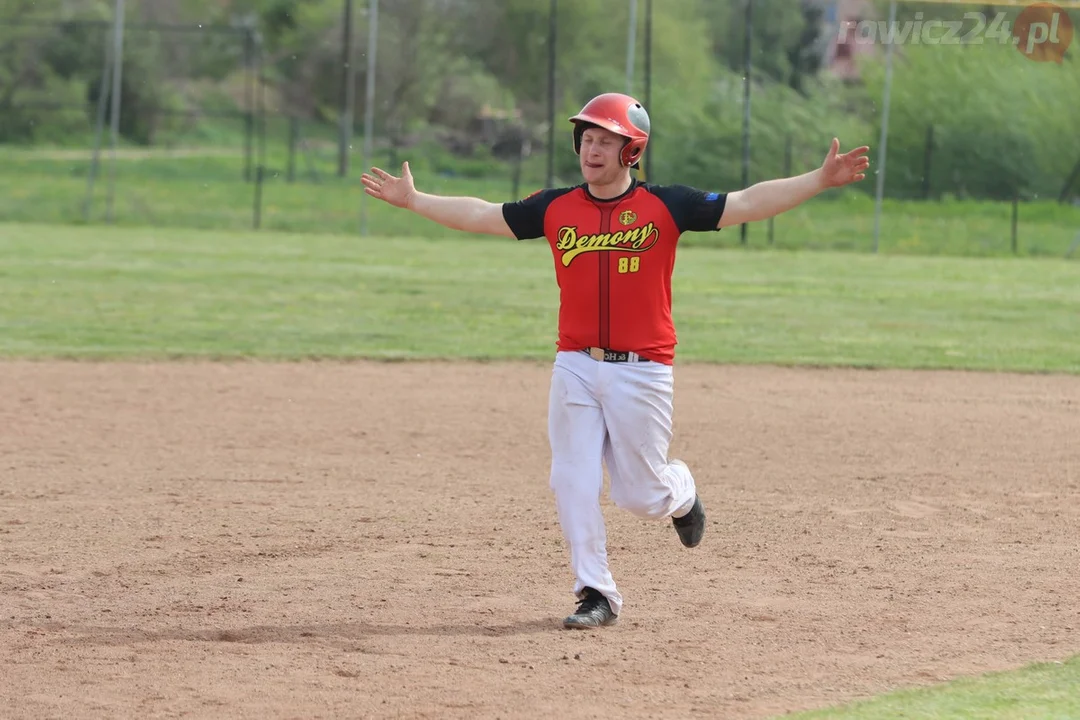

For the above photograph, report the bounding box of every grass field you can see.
[3,221,1078,718]
[2,147,1080,257]
[787,656,1080,719]
[1,222,1078,372]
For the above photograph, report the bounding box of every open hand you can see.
[361,162,416,209]
[819,139,870,188]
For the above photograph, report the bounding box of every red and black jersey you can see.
[501,179,727,365]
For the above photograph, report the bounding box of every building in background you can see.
[809,0,881,81]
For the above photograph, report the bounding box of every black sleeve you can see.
[501,187,571,240]
[648,184,728,234]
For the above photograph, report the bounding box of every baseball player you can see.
[361,92,869,629]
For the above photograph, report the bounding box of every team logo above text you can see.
[619,210,637,226]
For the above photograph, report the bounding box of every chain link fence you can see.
[1,0,1077,256]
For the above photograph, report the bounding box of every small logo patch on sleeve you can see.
[705,192,720,201]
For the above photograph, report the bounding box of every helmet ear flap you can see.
[620,138,647,168]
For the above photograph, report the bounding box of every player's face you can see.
[579,127,627,185]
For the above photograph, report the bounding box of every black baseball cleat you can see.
[672,495,706,548]
[562,587,617,629]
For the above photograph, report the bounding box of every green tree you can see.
[858,41,1080,200]
[705,0,827,94]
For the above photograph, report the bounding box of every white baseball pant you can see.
[547,349,698,618]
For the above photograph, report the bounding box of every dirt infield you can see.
[2,360,1078,719]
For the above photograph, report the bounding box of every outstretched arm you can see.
[361,162,516,238]
[718,139,870,228]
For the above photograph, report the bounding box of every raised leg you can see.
[599,361,698,523]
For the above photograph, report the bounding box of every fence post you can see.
[739,0,752,247]
[359,0,379,236]
[254,165,264,230]
[244,28,254,182]
[253,35,266,230]
[643,0,653,183]
[1011,188,1019,255]
[84,34,113,222]
[922,124,933,200]
[545,0,557,189]
[873,0,898,254]
[105,0,126,225]
[338,0,356,178]
[768,135,792,246]
[287,116,299,183]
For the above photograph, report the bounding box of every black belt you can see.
[581,347,650,363]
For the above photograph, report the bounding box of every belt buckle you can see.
[588,347,605,361]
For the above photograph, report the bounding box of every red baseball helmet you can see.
[569,93,651,169]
